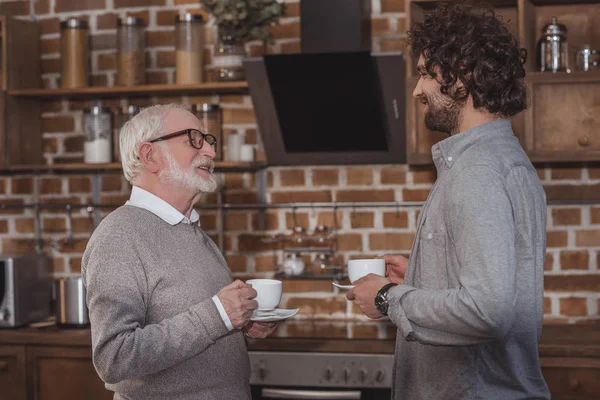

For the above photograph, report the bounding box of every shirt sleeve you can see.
[212,295,234,331]
[387,165,519,346]
[82,227,232,385]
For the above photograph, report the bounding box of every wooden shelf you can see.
[526,71,600,84]
[7,81,249,99]
[0,161,267,175]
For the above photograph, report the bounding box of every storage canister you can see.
[60,19,89,88]
[117,17,146,86]
[191,103,222,160]
[114,104,140,162]
[175,13,205,84]
[54,277,89,327]
[84,105,112,163]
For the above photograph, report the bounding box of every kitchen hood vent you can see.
[244,0,406,166]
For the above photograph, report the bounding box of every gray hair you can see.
[119,103,188,184]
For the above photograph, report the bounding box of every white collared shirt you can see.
[126,186,234,331]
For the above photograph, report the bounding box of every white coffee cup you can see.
[347,259,385,283]
[246,279,282,311]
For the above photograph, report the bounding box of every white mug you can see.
[347,259,385,283]
[246,279,282,311]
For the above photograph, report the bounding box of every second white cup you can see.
[347,259,385,283]
[246,279,282,311]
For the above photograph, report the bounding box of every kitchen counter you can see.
[0,320,598,356]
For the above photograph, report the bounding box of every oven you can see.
[249,351,393,400]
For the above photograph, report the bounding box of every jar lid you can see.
[176,13,204,23]
[192,103,220,112]
[117,16,146,27]
[60,19,89,29]
[118,104,141,115]
[83,105,112,115]
[542,16,567,35]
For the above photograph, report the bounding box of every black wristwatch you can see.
[375,283,398,316]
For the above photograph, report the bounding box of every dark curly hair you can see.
[406,1,528,117]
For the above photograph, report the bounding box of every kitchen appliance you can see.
[0,254,51,328]
[54,276,89,327]
[245,0,406,166]
[249,351,393,399]
[537,16,570,72]
[575,45,598,72]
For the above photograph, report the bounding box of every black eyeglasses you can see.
[148,129,217,151]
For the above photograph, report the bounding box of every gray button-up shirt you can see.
[388,119,550,399]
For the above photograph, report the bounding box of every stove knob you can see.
[359,368,368,382]
[376,370,386,382]
[258,365,267,381]
[324,367,333,381]
[343,367,351,382]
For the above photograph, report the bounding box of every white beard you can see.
[160,148,217,193]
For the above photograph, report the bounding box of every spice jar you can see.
[175,13,205,84]
[117,17,146,86]
[191,103,222,160]
[84,105,112,164]
[60,19,89,88]
[114,105,140,162]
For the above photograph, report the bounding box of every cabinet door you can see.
[26,346,113,400]
[0,345,27,400]
[541,357,600,400]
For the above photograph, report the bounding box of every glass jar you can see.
[84,105,113,164]
[175,13,205,84]
[213,30,246,81]
[117,17,146,86]
[283,253,305,276]
[60,19,89,89]
[114,105,140,162]
[191,103,222,160]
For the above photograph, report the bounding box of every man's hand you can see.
[379,254,409,284]
[243,321,279,339]
[346,274,391,319]
[217,280,258,329]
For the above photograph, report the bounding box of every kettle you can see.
[537,16,570,72]
[54,277,89,327]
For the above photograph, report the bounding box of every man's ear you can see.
[138,142,161,173]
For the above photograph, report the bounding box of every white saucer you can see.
[251,308,300,322]
[332,282,354,290]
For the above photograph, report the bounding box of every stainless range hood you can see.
[244,0,406,166]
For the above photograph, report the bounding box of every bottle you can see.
[175,13,205,84]
[117,17,146,86]
[114,105,140,162]
[60,19,89,88]
[191,104,222,160]
[84,105,112,164]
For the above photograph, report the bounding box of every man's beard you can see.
[422,93,462,135]
[160,148,217,193]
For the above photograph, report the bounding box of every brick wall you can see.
[0,0,598,323]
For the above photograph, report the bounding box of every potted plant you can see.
[202,0,286,81]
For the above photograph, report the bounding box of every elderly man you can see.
[82,104,275,399]
[347,3,550,400]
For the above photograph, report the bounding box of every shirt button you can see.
[447,156,453,162]
[426,233,433,239]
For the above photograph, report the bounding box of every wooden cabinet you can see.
[405,0,600,165]
[26,346,112,400]
[541,358,600,400]
[0,345,27,400]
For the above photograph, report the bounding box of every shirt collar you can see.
[431,119,513,171]
[125,186,200,226]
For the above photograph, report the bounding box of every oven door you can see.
[252,386,391,400]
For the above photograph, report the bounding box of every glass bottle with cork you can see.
[175,13,205,84]
[60,19,89,89]
[117,17,146,86]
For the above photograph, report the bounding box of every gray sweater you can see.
[82,206,250,400]
[388,120,550,399]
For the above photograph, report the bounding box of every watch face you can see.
[375,293,388,315]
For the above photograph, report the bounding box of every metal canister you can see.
[576,45,598,72]
[54,277,89,328]
[537,16,569,72]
